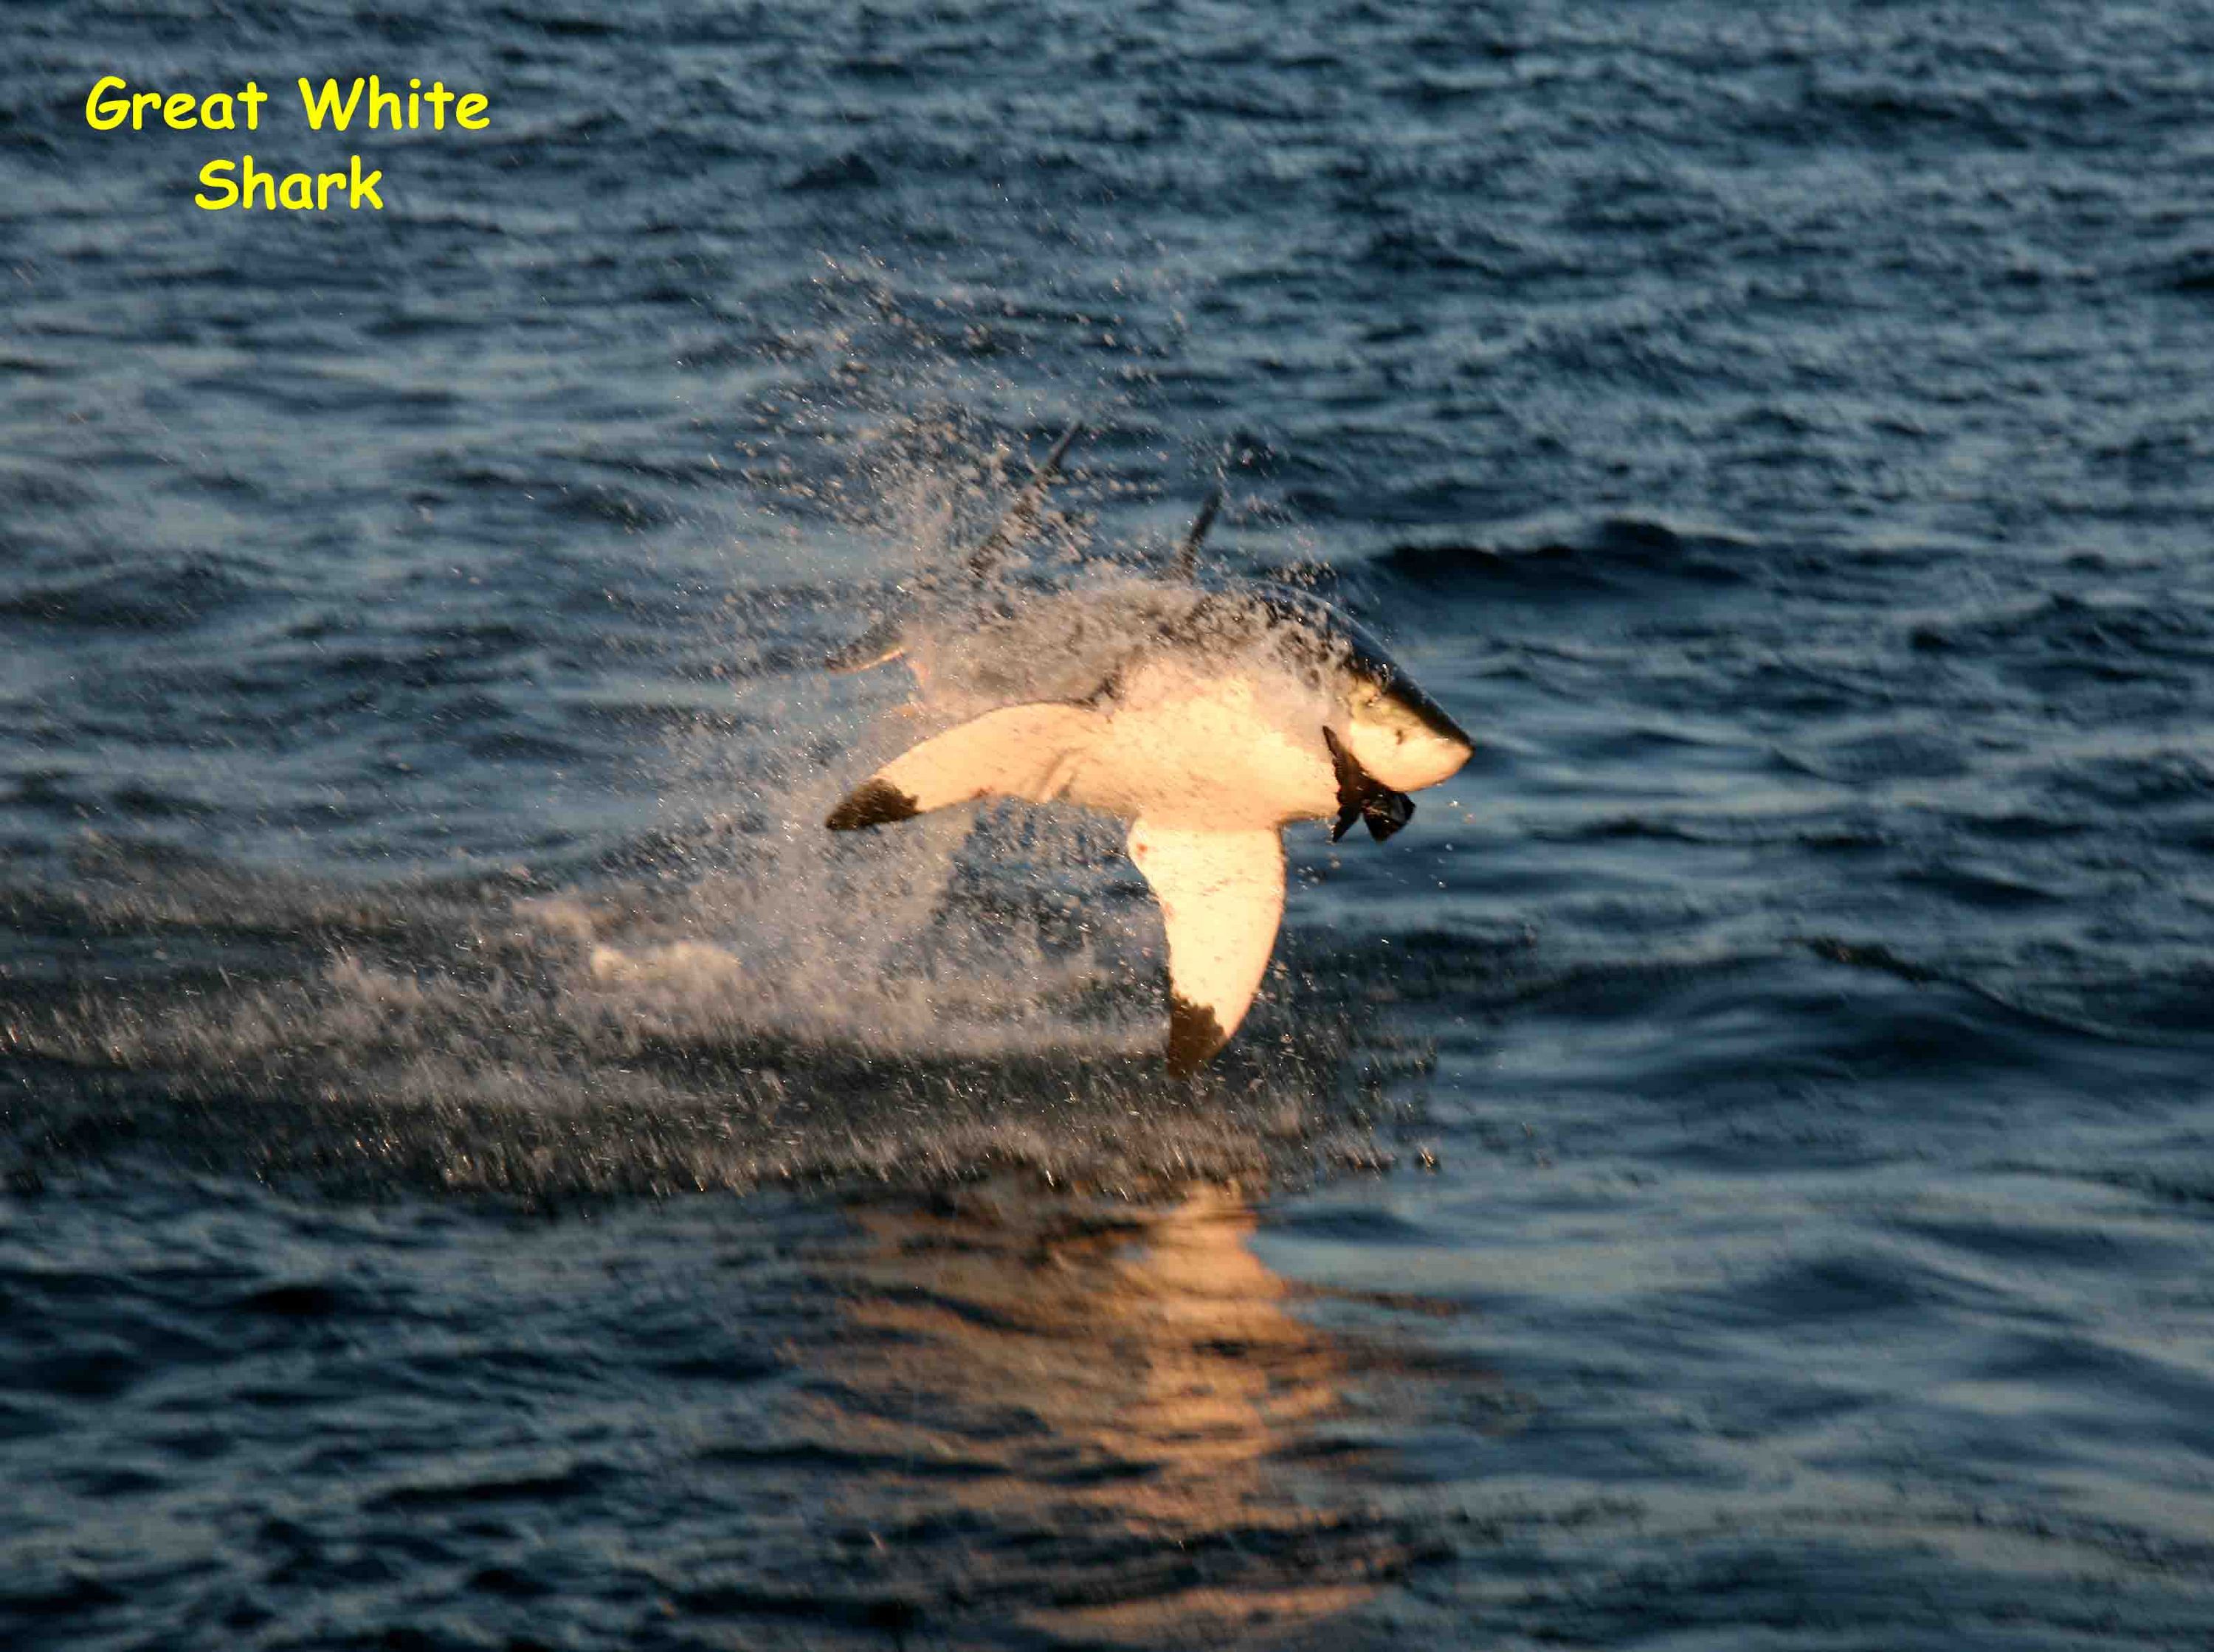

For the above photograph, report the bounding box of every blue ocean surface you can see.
[4,1,2213,1645]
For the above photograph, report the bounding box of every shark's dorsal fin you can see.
[1322,726,1414,843]
[1171,485,1224,581]
[962,419,1084,578]
[1126,820,1285,1076]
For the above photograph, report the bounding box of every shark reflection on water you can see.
[768,1185,1472,1645]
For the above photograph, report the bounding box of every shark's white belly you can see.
[1063,663,1337,831]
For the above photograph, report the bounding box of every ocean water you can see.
[5,1,2214,1645]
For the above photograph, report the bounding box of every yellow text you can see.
[86,76,266,131]
[195,154,384,211]
[297,76,488,132]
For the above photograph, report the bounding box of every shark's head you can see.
[1232,587,1475,793]
[1339,667,1474,792]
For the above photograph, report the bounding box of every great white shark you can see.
[823,426,1474,1074]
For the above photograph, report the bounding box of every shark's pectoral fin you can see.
[1322,725,1415,843]
[825,702,1103,829]
[1127,821,1286,1076]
